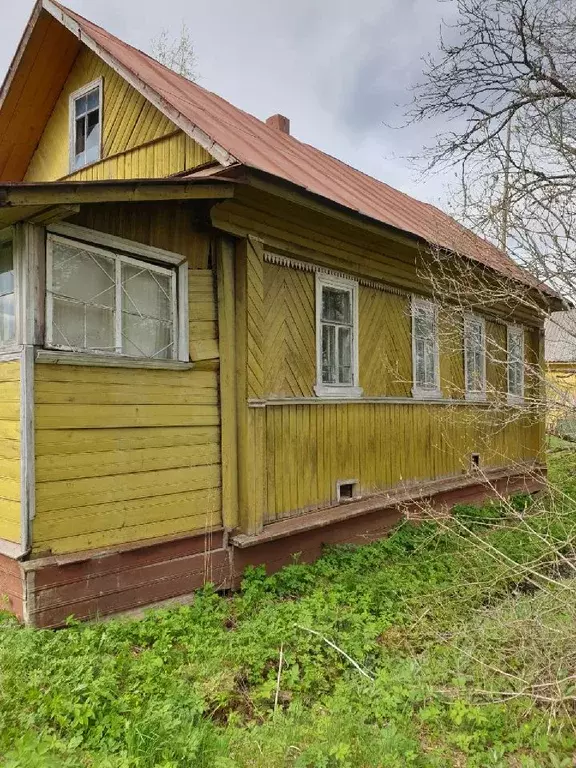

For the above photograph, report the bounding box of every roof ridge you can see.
[29,1,556,295]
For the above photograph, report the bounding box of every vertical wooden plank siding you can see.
[0,361,21,544]
[236,238,266,534]
[262,402,542,522]
[24,48,211,182]
[32,205,223,555]
[216,237,238,530]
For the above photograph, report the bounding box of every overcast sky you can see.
[0,0,458,206]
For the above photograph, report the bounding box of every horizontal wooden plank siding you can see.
[0,361,20,544]
[32,207,222,555]
[263,402,542,522]
[24,48,211,182]
[33,364,222,555]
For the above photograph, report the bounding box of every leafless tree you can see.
[150,23,198,82]
[408,0,576,299]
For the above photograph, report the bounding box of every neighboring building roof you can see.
[0,1,558,296]
[545,310,576,362]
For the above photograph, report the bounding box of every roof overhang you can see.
[0,178,236,228]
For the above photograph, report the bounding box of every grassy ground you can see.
[2,447,576,767]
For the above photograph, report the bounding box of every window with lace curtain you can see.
[46,234,178,360]
[507,324,525,402]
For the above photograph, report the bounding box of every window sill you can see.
[314,384,364,398]
[465,391,487,403]
[36,349,193,371]
[412,388,443,400]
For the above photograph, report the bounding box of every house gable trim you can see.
[41,0,238,170]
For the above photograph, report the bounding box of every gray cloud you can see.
[0,0,457,206]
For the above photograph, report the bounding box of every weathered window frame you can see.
[69,78,103,173]
[314,272,362,398]
[464,312,486,401]
[411,296,441,399]
[0,227,17,353]
[44,224,189,365]
[507,324,525,403]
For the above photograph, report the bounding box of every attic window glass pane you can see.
[71,83,101,171]
[0,239,15,346]
[47,235,177,361]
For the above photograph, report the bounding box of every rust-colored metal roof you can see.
[41,2,548,292]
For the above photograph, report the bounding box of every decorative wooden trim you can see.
[36,349,194,371]
[48,222,187,266]
[42,0,237,169]
[247,396,506,407]
[264,250,408,297]
[216,236,239,530]
[507,323,525,404]
[177,262,190,362]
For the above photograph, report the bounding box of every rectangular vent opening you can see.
[337,480,358,502]
[471,453,481,471]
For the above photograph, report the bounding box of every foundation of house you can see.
[0,465,546,628]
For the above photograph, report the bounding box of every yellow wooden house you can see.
[0,1,559,626]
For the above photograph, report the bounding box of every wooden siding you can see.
[0,362,20,544]
[263,402,542,522]
[32,204,221,555]
[24,47,211,182]
[212,187,543,327]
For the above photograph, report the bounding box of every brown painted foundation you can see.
[0,466,546,628]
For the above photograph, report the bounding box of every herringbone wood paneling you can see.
[359,287,412,396]
[263,263,315,397]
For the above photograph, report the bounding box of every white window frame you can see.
[464,312,487,401]
[45,225,189,363]
[69,78,103,173]
[507,324,525,404]
[314,272,362,398]
[411,296,441,399]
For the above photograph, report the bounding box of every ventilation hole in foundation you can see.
[337,481,357,502]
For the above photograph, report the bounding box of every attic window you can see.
[70,79,102,172]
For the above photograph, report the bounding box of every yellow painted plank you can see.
[37,442,221,482]
[35,425,220,455]
[34,487,221,540]
[36,463,221,513]
[36,404,220,429]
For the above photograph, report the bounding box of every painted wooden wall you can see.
[32,203,222,556]
[213,191,545,531]
[263,403,541,522]
[24,47,212,183]
[0,362,20,544]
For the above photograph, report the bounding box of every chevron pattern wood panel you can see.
[359,287,412,397]
[246,237,265,400]
[263,263,316,397]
